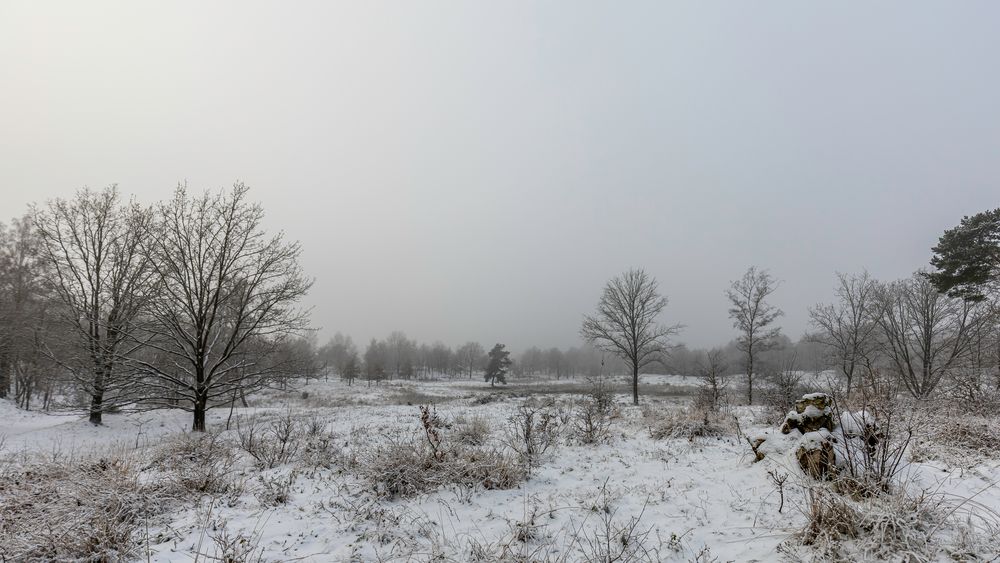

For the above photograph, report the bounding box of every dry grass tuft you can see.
[0,452,152,561]
[645,407,731,441]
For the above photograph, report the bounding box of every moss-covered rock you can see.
[781,393,836,434]
[796,433,838,480]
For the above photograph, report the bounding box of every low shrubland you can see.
[353,405,526,499]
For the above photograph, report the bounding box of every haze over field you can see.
[2,1,999,350]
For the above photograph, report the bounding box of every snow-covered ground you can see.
[2,377,999,562]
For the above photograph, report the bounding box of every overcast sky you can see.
[2,2,998,351]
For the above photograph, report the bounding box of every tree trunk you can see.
[89,390,103,425]
[746,355,754,405]
[192,368,207,432]
[192,397,207,432]
[632,365,639,406]
[0,353,8,399]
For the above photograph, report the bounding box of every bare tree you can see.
[342,350,360,385]
[873,272,985,399]
[385,330,413,380]
[455,341,485,380]
[696,348,728,411]
[581,268,681,405]
[726,266,783,404]
[137,183,311,431]
[428,341,452,377]
[364,338,387,386]
[0,216,59,407]
[808,272,880,396]
[33,187,155,424]
[318,332,357,379]
[545,347,565,379]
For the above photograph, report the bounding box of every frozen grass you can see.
[910,412,1000,469]
[2,376,999,561]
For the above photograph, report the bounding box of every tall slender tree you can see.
[808,272,880,396]
[726,266,783,404]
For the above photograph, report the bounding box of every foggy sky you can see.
[2,1,999,352]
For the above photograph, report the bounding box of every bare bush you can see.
[573,378,618,445]
[196,517,266,563]
[831,394,914,496]
[503,400,564,475]
[255,471,296,507]
[791,481,1000,561]
[694,348,728,412]
[235,411,302,469]
[575,480,659,562]
[150,431,242,497]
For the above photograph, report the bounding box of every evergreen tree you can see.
[484,343,511,387]
[928,208,1000,302]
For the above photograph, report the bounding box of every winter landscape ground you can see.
[3,374,999,562]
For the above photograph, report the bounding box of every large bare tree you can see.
[726,266,783,404]
[33,187,155,424]
[808,272,880,396]
[138,183,311,431]
[873,272,984,399]
[581,268,681,405]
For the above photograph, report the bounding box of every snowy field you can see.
[2,376,1000,562]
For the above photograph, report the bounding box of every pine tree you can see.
[928,208,1000,302]
[484,343,511,387]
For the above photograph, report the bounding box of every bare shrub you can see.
[946,367,1000,411]
[573,378,618,445]
[694,348,728,412]
[255,471,296,506]
[0,453,152,561]
[196,517,266,563]
[151,431,241,497]
[235,411,302,469]
[575,480,659,562]
[791,481,1000,561]
[503,400,564,475]
[298,425,339,470]
[831,393,913,496]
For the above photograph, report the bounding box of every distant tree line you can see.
[315,330,624,387]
